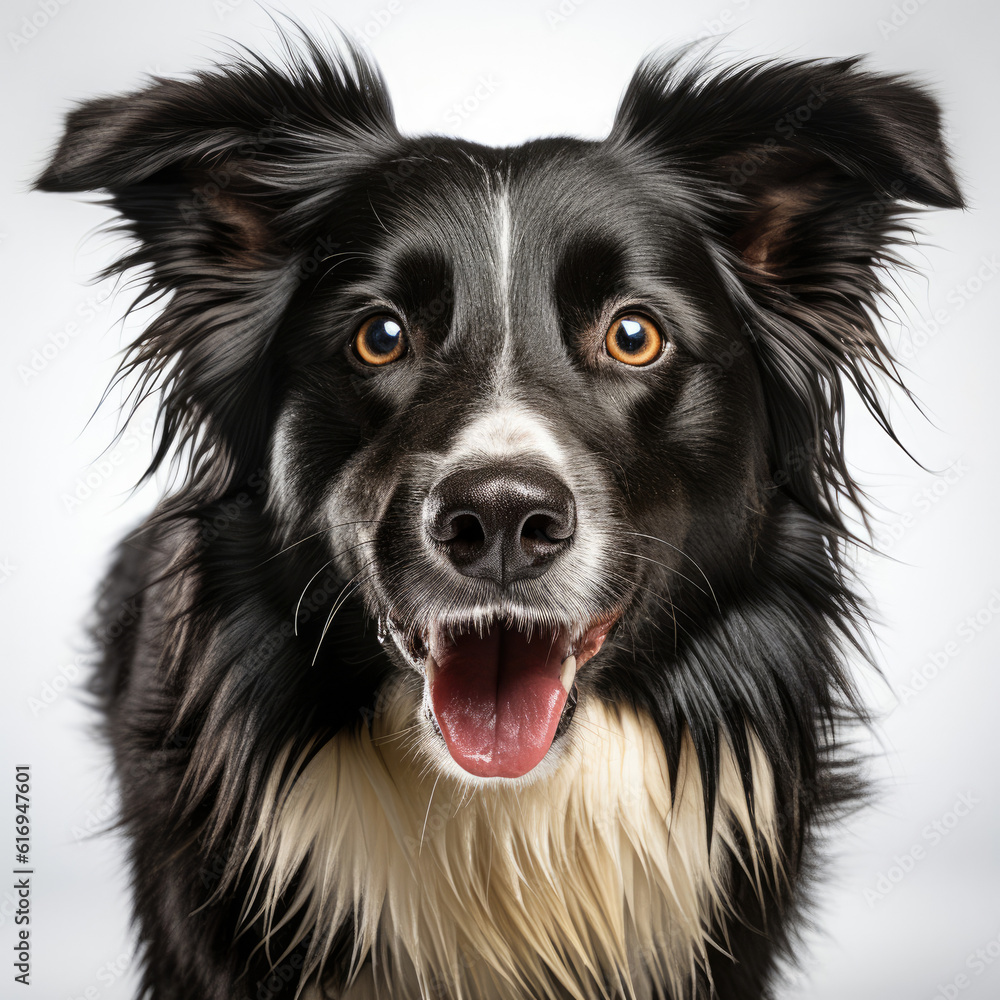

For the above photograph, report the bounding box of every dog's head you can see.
[38,39,961,785]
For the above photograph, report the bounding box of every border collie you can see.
[37,32,962,1000]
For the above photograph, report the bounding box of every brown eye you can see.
[605,314,663,366]
[353,315,406,366]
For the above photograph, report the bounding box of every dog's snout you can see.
[425,465,576,586]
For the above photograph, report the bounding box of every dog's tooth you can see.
[425,655,437,682]
[559,654,577,694]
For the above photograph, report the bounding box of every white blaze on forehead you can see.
[494,181,513,340]
[445,401,566,469]
[490,178,516,395]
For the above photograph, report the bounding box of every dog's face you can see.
[271,137,767,779]
[37,43,961,793]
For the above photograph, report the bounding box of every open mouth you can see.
[396,614,618,779]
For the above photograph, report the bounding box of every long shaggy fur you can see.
[38,30,962,1000]
[251,686,779,1000]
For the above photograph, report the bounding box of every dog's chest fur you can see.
[256,685,778,1000]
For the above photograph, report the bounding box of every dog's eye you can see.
[605,315,663,366]
[354,316,406,366]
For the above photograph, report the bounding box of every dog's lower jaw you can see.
[250,676,782,1000]
[386,610,619,781]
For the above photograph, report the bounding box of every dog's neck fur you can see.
[252,680,780,1000]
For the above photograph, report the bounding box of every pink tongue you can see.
[429,625,568,778]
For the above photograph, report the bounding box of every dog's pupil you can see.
[615,319,646,353]
[368,318,401,354]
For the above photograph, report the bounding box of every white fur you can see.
[444,401,567,469]
[495,181,513,346]
[268,406,300,520]
[485,175,518,401]
[251,681,779,1000]
[425,400,609,619]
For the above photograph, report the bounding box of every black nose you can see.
[425,465,576,586]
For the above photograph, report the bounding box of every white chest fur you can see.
[252,683,778,1000]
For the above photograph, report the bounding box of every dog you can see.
[38,32,962,1000]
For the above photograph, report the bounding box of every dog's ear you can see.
[609,54,963,535]
[35,37,396,507]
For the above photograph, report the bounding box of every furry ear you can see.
[609,53,963,537]
[35,36,396,508]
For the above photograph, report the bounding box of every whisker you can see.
[419,773,443,853]
[371,724,423,747]
[603,569,685,627]
[256,520,381,567]
[293,559,335,637]
[619,549,707,597]
[622,532,721,613]
[257,526,332,566]
[311,564,374,666]
[293,538,373,635]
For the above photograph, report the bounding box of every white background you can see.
[2,1,997,998]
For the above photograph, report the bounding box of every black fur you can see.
[38,32,962,1000]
